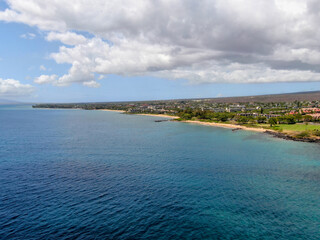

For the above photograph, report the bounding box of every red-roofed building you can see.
[301,108,320,114]
[310,113,320,120]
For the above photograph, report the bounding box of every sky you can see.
[1,0,320,103]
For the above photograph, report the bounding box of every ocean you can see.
[0,105,320,239]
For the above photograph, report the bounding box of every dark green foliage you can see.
[312,129,320,136]
[294,114,303,122]
[235,116,249,124]
[216,113,229,122]
[285,115,296,124]
[257,116,267,123]
[268,117,278,126]
[277,116,286,124]
[303,115,313,122]
[177,109,236,122]
[295,131,310,139]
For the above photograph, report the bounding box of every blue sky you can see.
[1,0,320,103]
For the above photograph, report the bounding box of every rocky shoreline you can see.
[155,117,320,144]
[37,108,320,144]
[264,130,320,143]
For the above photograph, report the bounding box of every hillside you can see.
[0,99,23,105]
[200,91,320,103]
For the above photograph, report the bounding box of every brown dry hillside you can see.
[202,91,320,103]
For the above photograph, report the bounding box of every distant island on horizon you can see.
[0,99,26,105]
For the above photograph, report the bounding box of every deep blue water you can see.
[0,105,320,239]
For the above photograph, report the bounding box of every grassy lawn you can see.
[259,123,320,132]
[184,119,320,134]
[278,124,320,132]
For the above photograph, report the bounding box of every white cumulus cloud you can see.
[46,31,87,45]
[39,65,46,71]
[34,74,58,84]
[1,0,320,87]
[83,81,100,88]
[0,78,35,96]
[20,32,36,39]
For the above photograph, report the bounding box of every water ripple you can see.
[1,109,320,239]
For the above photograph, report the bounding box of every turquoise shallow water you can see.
[0,105,320,239]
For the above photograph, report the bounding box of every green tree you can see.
[260,108,264,114]
[257,116,267,123]
[277,116,286,124]
[205,112,215,120]
[217,113,229,122]
[236,116,249,124]
[268,117,278,127]
[248,116,256,124]
[181,113,192,120]
[303,115,313,122]
[285,115,296,124]
[294,114,303,122]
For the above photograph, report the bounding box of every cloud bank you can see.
[1,0,320,86]
[0,78,35,96]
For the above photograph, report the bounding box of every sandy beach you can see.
[99,109,269,132]
[182,120,271,133]
[135,113,179,119]
[96,110,319,142]
[99,109,126,113]
[99,109,179,119]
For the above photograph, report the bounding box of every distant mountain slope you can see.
[34,90,320,108]
[202,91,320,103]
[0,99,23,105]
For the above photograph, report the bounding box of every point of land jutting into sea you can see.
[34,90,320,143]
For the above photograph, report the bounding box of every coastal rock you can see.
[265,131,320,143]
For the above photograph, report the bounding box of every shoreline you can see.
[99,109,267,132]
[81,108,320,143]
[134,113,179,119]
[181,120,320,143]
[98,109,179,119]
[99,109,126,113]
[181,120,270,133]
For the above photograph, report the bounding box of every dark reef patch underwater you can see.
[1,105,320,239]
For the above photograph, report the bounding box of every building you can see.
[310,113,320,120]
[301,108,320,113]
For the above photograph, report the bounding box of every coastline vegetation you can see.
[33,96,320,142]
[174,108,320,140]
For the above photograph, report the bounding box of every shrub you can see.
[271,125,281,131]
[236,116,249,124]
[295,131,310,139]
[268,117,278,126]
[303,115,313,122]
[286,116,296,124]
[257,116,267,123]
[312,130,320,136]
